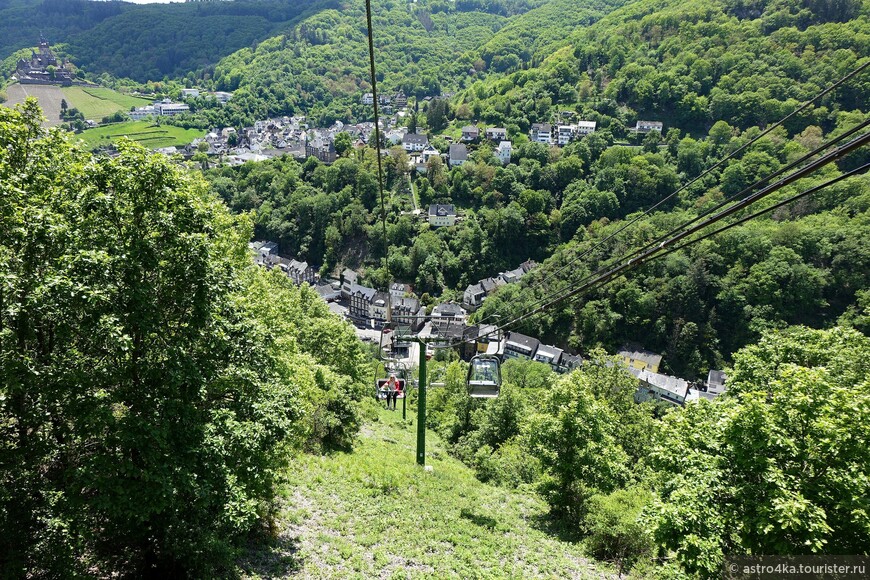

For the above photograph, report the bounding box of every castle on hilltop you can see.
[15,36,75,86]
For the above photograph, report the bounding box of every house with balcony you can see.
[486,127,507,141]
[402,132,429,152]
[431,301,466,324]
[421,144,440,164]
[530,123,552,144]
[556,125,575,145]
[576,120,597,135]
[461,125,480,142]
[635,120,664,133]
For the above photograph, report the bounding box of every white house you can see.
[181,88,200,99]
[576,120,597,135]
[635,120,663,132]
[402,132,429,152]
[428,204,456,227]
[706,370,727,396]
[341,268,358,300]
[369,291,391,328]
[496,141,512,165]
[431,302,466,325]
[385,128,406,145]
[421,144,440,163]
[633,369,698,406]
[485,127,507,141]
[154,100,189,116]
[556,125,575,146]
[129,105,156,120]
[390,282,413,301]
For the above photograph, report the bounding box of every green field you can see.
[75,120,204,151]
[62,86,151,120]
[237,408,615,579]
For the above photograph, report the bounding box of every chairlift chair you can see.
[466,354,501,398]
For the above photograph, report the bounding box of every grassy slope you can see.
[75,120,203,150]
[240,409,615,579]
[61,86,151,120]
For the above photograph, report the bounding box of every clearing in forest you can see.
[61,86,151,120]
[3,83,65,126]
[239,409,616,579]
[75,120,204,151]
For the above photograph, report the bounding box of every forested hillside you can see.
[0,0,328,82]
[3,0,870,574]
[457,0,869,134]
[207,0,630,126]
[423,329,870,579]
[453,0,870,375]
[206,0,870,376]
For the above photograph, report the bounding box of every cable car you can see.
[466,355,501,398]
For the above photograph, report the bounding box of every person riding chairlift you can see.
[385,373,402,410]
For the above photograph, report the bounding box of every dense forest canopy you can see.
[424,328,870,578]
[0,100,370,576]
[0,0,331,82]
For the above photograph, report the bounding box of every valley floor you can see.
[239,408,616,579]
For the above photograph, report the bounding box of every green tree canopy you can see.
[0,100,366,576]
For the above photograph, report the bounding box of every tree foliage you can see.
[647,327,870,578]
[0,100,366,576]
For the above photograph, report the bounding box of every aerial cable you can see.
[472,59,870,328]
[365,0,392,310]
[455,130,870,347]
[476,129,870,343]
[474,117,870,334]
[658,161,870,259]
[615,117,870,270]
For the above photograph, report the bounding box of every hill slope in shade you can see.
[0,0,330,82]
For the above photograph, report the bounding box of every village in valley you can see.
[5,36,723,410]
[5,38,665,173]
[250,235,728,408]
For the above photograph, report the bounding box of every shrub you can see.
[584,488,654,575]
